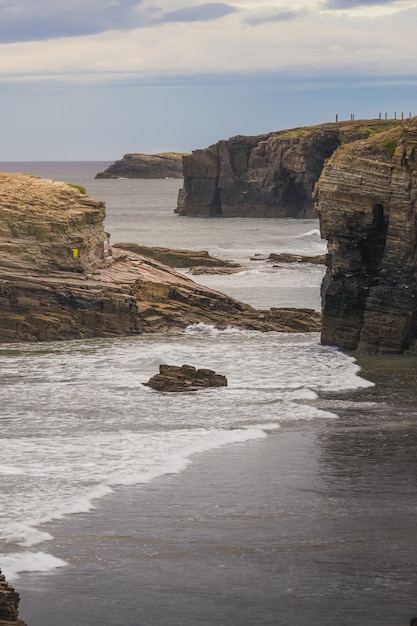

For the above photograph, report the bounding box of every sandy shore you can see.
[16,415,417,626]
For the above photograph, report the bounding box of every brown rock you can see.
[268,253,325,264]
[95,153,184,179]
[144,364,228,392]
[0,173,108,273]
[0,174,321,342]
[176,120,402,218]
[315,117,417,354]
[113,243,239,269]
[0,569,27,626]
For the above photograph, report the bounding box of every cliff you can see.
[0,570,26,626]
[95,153,184,179]
[0,173,320,342]
[315,118,417,354]
[176,120,401,218]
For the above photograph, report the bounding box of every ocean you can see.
[0,162,416,625]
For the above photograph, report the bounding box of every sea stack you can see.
[315,117,417,354]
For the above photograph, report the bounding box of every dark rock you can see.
[95,153,184,179]
[0,569,27,626]
[268,253,325,264]
[144,364,228,392]
[315,117,417,354]
[176,120,402,218]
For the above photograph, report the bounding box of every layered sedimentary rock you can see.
[0,173,320,342]
[176,120,401,218]
[315,118,417,354]
[0,570,26,626]
[144,364,227,392]
[95,153,184,179]
[113,243,239,269]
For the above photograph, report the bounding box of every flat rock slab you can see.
[144,364,228,392]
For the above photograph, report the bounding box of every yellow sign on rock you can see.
[71,248,79,258]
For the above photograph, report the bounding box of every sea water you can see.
[0,162,377,586]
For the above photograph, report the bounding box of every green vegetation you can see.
[67,183,87,194]
[159,152,190,157]
[383,140,397,158]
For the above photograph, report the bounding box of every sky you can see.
[1,0,417,160]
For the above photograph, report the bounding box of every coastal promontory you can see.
[176,119,401,218]
[0,173,320,342]
[315,117,417,354]
[95,152,184,179]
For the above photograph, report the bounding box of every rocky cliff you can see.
[96,153,184,179]
[0,173,320,342]
[0,570,26,626]
[315,118,417,354]
[176,120,401,218]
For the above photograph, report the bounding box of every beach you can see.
[0,164,415,626]
[17,393,417,626]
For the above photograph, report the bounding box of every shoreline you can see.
[15,410,417,626]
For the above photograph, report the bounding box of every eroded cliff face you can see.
[0,173,320,342]
[0,174,108,273]
[176,120,401,218]
[315,119,417,354]
[95,153,184,179]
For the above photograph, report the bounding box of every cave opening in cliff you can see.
[359,203,388,281]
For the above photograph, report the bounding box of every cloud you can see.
[157,3,238,23]
[323,0,395,7]
[245,9,301,25]
[0,0,237,44]
[0,0,142,43]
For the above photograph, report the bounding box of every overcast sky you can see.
[1,0,416,160]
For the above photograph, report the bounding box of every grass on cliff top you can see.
[270,118,404,143]
[356,125,404,160]
[158,151,190,157]
[67,183,87,194]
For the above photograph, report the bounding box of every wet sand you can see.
[16,410,417,626]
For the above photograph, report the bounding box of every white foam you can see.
[2,551,67,582]
[295,228,321,238]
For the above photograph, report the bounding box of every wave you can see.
[295,228,321,238]
[2,426,269,581]
[184,323,255,337]
[2,551,67,581]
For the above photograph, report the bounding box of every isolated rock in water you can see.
[144,364,228,392]
[95,153,184,179]
[0,569,27,626]
[176,119,402,218]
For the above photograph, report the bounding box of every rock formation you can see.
[0,173,320,342]
[176,120,401,218]
[113,243,239,269]
[315,117,417,354]
[95,153,184,179]
[0,570,26,626]
[267,253,325,265]
[144,364,227,392]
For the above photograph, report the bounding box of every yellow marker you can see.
[71,248,79,258]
